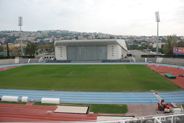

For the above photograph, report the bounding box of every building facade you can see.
[54,39,127,61]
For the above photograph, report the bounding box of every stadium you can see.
[0,39,184,123]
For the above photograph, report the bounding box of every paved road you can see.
[0,89,184,104]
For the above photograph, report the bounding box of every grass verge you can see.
[0,101,27,105]
[33,102,59,106]
[33,102,128,114]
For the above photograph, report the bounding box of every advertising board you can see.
[173,47,184,55]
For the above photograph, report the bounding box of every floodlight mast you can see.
[18,16,23,56]
[155,11,160,55]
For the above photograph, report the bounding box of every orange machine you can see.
[158,99,171,112]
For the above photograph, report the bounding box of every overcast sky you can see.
[0,0,184,36]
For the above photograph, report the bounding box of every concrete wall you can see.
[121,48,127,58]
[135,58,145,62]
[19,58,29,63]
[0,58,39,65]
[134,57,184,65]
[55,46,67,60]
[161,58,184,66]
[147,58,157,63]
[107,44,121,60]
[29,59,38,63]
[0,59,15,65]
[134,58,157,63]
[19,58,39,63]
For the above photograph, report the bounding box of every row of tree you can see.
[128,35,184,55]
[25,43,54,56]
[0,43,54,56]
[164,35,184,55]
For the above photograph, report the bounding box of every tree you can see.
[158,48,164,54]
[9,46,20,56]
[125,42,129,50]
[130,44,138,50]
[7,43,9,57]
[133,40,138,44]
[161,38,166,42]
[0,46,3,52]
[25,43,38,56]
[177,41,184,47]
[163,35,177,55]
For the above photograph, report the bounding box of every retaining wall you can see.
[29,59,39,63]
[135,58,145,62]
[0,59,15,65]
[147,58,157,63]
[161,58,184,66]
[19,58,29,63]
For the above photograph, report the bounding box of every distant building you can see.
[54,39,128,61]
[128,50,148,58]
[153,43,165,48]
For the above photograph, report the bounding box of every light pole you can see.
[155,11,160,55]
[18,16,23,56]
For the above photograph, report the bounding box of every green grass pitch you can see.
[0,65,181,91]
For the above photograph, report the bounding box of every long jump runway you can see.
[0,89,184,104]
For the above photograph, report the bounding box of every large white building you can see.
[54,39,128,61]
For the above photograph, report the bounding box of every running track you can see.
[0,63,184,104]
[1,89,184,104]
[0,104,97,122]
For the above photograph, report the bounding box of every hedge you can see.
[0,56,35,59]
[141,55,184,58]
[0,56,15,59]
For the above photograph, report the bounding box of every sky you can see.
[0,0,184,36]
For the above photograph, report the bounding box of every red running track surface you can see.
[0,66,20,72]
[146,64,184,88]
[0,104,97,122]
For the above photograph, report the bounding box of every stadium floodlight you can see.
[18,16,23,56]
[18,16,22,26]
[155,11,160,22]
[155,11,160,55]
